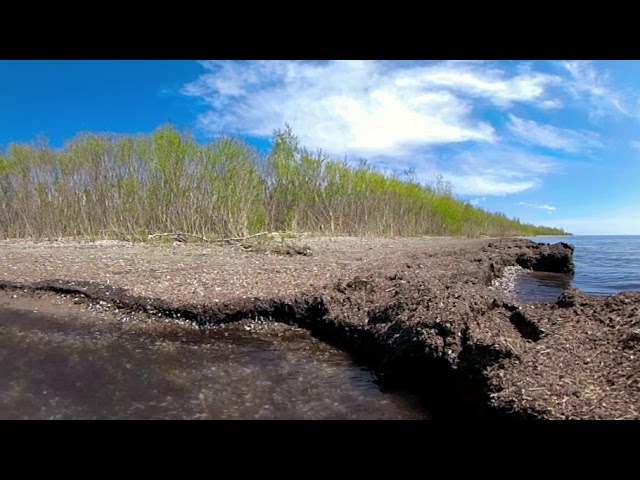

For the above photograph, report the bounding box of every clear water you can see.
[0,307,428,420]
[514,235,640,303]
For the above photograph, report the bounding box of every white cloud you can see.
[180,60,571,159]
[469,197,486,206]
[179,60,607,197]
[182,60,500,157]
[417,145,560,196]
[507,114,603,153]
[630,140,640,150]
[434,146,558,196]
[448,176,537,196]
[346,144,556,196]
[563,61,609,96]
[517,201,557,212]
[392,62,561,108]
[561,61,630,119]
[540,99,564,109]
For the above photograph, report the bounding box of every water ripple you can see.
[516,235,640,302]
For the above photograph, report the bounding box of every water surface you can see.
[0,308,427,420]
[514,235,640,302]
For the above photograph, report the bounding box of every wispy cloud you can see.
[562,61,629,119]
[447,175,537,196]
[630,140,640,150]
[507,114,603,153]
[469,197,486,206]
[180,60,568,158]
[435,146,558,196]
[392,62,561,108]
[517,201,557,212]
[181,60,505,157]
[180,60,629,198]
[540,99,564,110]
[339,143,556,196]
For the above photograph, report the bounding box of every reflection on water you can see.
[0,308,428,420]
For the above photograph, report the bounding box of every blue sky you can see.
[1,60,639,234]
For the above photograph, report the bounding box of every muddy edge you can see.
[1,237,637,420]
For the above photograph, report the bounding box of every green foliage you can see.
[0,125,569,240]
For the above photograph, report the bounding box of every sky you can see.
[1,60,639,235]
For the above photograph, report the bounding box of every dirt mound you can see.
[487,288,640,419]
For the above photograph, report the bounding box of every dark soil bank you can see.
[1,237,638,419]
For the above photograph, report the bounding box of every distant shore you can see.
[1,236,636,420]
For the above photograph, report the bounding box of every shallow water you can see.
[513,270,573,303]
[0,307,428,420]
[514,235,640,303]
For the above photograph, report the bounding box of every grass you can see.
[0,124,569,241]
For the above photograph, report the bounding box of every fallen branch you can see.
[147,232,209,242]
[147,231,309,243]
[211,232,272,243]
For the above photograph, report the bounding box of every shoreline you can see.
[1,236,637,419]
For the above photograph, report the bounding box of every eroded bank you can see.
[1,237,637,419]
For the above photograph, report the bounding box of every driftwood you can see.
[147,231,303,243]
[147,232,211,242]
[211,232,272,243]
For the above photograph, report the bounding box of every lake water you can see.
[0,306,428,420]
[514,235,640,303]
